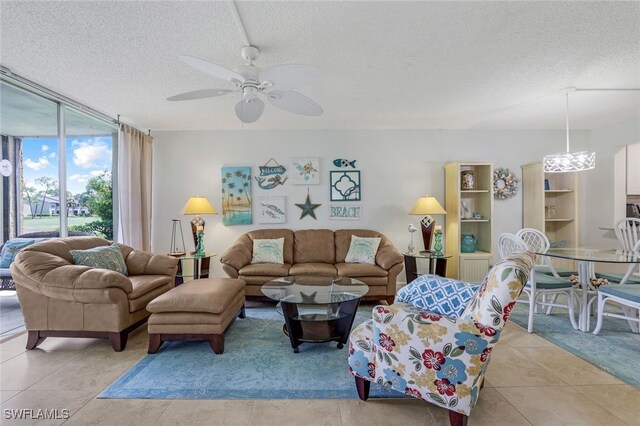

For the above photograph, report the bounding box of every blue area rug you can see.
[100,306,404,399]
[509,302,640,388]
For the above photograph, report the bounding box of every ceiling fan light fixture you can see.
[543,87,596,173]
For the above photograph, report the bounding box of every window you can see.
[0,79,117,242]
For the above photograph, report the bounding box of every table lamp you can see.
[180,196,217,251]
[409,195,447,251]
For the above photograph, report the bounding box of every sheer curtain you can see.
[117,124,152,251]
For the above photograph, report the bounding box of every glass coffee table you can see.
[261,276,369,353]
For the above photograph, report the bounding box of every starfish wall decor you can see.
[295,190,321,220]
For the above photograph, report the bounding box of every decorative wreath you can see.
[493,167,520,200]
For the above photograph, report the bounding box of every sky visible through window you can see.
[22,136,112,195]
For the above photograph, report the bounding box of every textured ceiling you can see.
[0,1,639,131]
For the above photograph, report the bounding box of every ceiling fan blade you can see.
[259,65,320,90]
[235,98,265,123]
[267,90,323,116]
[167,88,236,101]
[178,55,245,83]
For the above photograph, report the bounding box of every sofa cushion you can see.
[294,230,335,263]
[396,275,480,318]
[335,229,384,263]
[147,278,245,315]
[0,239,36,268]
[289,263,338,276]
[129,275,172,299]
[246,229,294,264]
[336,262,388,277]
[70,246,129,276]
[239,263,291,277]
[251,238,285,264]
[345,236,381,264]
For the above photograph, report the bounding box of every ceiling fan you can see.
[167,46,323,123]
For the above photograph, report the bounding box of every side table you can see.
[403,251,450,283]
[172,252,216,285]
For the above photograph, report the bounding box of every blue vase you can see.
[461,234,477,253]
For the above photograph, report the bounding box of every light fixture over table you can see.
[543,87,596,173]
[409,196,447,252]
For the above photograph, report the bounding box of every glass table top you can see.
[404,250,452,259]
[536,248,640,264]
[173,251,216,260]
[261,276,369,305]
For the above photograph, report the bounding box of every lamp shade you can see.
[180,196,217,215]
[409,196,447,215]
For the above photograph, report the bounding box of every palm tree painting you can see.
[221,166,252,225]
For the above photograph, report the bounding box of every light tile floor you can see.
[1,319,639,425]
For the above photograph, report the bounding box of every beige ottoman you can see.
[147,278,245,354]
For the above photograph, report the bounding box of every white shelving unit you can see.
[445,162,494,282]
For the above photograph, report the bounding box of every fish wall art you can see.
[333,159,357,168]
[256,195,286,224]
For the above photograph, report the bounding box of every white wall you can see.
[152,128,590,281]
[583,117,640,249]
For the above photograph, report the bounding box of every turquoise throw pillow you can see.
[70,246,129,276]
[0,238,36,268]
[396,274,480,318]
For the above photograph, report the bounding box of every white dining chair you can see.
[516,228,575,278]
[498,233,577,333]
[596,218,640,284]
[593,239,640,334]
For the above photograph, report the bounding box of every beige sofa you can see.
[220,229,403,303]
[10,237,178,351]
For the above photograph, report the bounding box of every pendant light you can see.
[543,87,596,173]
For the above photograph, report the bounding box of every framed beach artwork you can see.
[291,157,320,185]
[256,195,286,224]
[329,204,361,220]
[221,166,252,225]
[330,170,361,201]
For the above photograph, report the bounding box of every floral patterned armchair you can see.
[348,253,535,426]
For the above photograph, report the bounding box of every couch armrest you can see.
[124,250,178,276]
[376,240,403,270]
[364,302,498,416]
[220,236,253,271]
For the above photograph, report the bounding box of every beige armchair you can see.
[10,237,178,351]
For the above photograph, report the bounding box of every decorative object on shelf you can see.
[221,166,252,225]
[545,205,557,219]
[195,226,205,257]
[409,195,447,251]
[543,87,596,173]
[460,200,472,220]
[181,196,217,249]
[407,224,418,254]
[460,233,477,253]
[256,195,286,224]
[0,159,13,177]
[549,239,567,248]
[330,170,361,201]
[544,178,550,190]
[255,158,287,190]
[295,189,321,220]
[333,159,357,168]
[461,170,475,190]
[168,219,186,256]
[291,157,320,185]
[433,226,444,257]
[472,212,482,220]
[329,204,361,220]
[493,167,520,200]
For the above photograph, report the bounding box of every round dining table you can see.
[535,248,640,332]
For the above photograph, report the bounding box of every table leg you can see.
[404,255,418,283]
[193,258,199,280]
[577,261,594,332]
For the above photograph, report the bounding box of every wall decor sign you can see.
[333,158,357,168]
[291,157,320,185]
[329,204,361,220]
[255,158,287,190]
[330,170,361,201]
[256,195,286,224]
[221,166,252,225]
[295,190,321,220]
